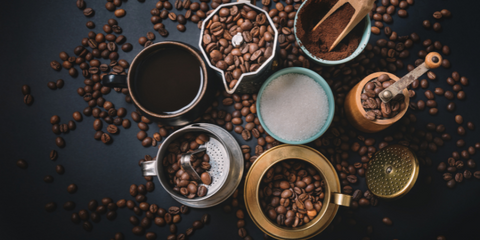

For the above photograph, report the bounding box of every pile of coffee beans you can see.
[259,160,324,227]
[147,0,219,40]
[163,133,213,198]
[201,4,275,90]
[362,74,406,120]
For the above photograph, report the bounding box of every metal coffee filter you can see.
[179,137,230,196]
[366,144,419,199]
[142,123,243,208]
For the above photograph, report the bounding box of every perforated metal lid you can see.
[200,137,229,196]
[366,144,419,199]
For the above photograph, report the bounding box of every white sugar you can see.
[260,73,329,142]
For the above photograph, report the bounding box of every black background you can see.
[1,0,480,240]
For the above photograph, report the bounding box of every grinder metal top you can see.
[366,144,419,199]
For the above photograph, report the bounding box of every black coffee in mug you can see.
[131,44,204,115]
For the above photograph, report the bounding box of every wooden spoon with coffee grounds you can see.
[312,0,375,51]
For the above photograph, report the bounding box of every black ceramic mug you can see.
[102,41,218,126]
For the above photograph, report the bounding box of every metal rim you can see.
[244,144,342,240]
[198,2,278,94]
[127,41,208,118]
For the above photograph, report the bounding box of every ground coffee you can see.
[296,0,364,60]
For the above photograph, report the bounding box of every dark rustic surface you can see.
[1,0,480,239]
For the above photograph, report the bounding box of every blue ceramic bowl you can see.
[256,67,335,145]
[293,0,371,66]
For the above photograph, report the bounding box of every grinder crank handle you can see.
[180,148,207,182]
[379,52,442,103]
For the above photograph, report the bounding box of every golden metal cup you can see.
[244,144,351,240]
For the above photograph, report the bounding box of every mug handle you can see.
[332,192,352,207]
[102,74,128,88]
[141,161,157,176]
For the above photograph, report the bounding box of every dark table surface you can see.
[2,0,480,240]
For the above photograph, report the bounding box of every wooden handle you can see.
[425,52,442,69]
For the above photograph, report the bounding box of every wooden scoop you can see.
[312,0,375,51]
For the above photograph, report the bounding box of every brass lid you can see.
[366,144,419,199]
[244,144,351,240]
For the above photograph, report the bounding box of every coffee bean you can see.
[86,21,95,29]
[71,111,82,122]
[45,202,57,212]
[443,173,452,181]
[201,213,210,224]
[455,115,464,124]
[47,81,57,90]
[132,226,145,236]
[423,20,431,29]
[168,206,180,215]
[67,184,78,193]
[455,172,464,183]
[352,189,362,201]
[382,217,393,226]
[347,175,357,184]
[437,162,446,172]
[359,198,370,207]
[55,136,65,148]
[177,24,186,32]
[63,201,75,211]
[107,124,119,134]
[44,175,54,183]
[21,85,31,96]
[120,43,133,52]
[16,159,28,169]
[446,179,456,188]
[241,129,252,140]
[78,209,89,221]
[192,220,204,229]
[145,232,156,240]
[101,133,111,144]
[83,8,94,17]
[23,94,33,105]
[76,0,86,9]
[115,9,126,17]
[238,228,247,238]
[201,172,211,185]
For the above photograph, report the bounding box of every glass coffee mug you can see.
[102,41,219,126]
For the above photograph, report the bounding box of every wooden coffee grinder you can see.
[345,52,442,133]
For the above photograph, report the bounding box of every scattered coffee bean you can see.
[45,202,57,212]
[24,94,34,105]
[115,9,126,17]
[16,159,28,169]
[56,137,66,148]
[382,217,393,226]
[67,184,78,193]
